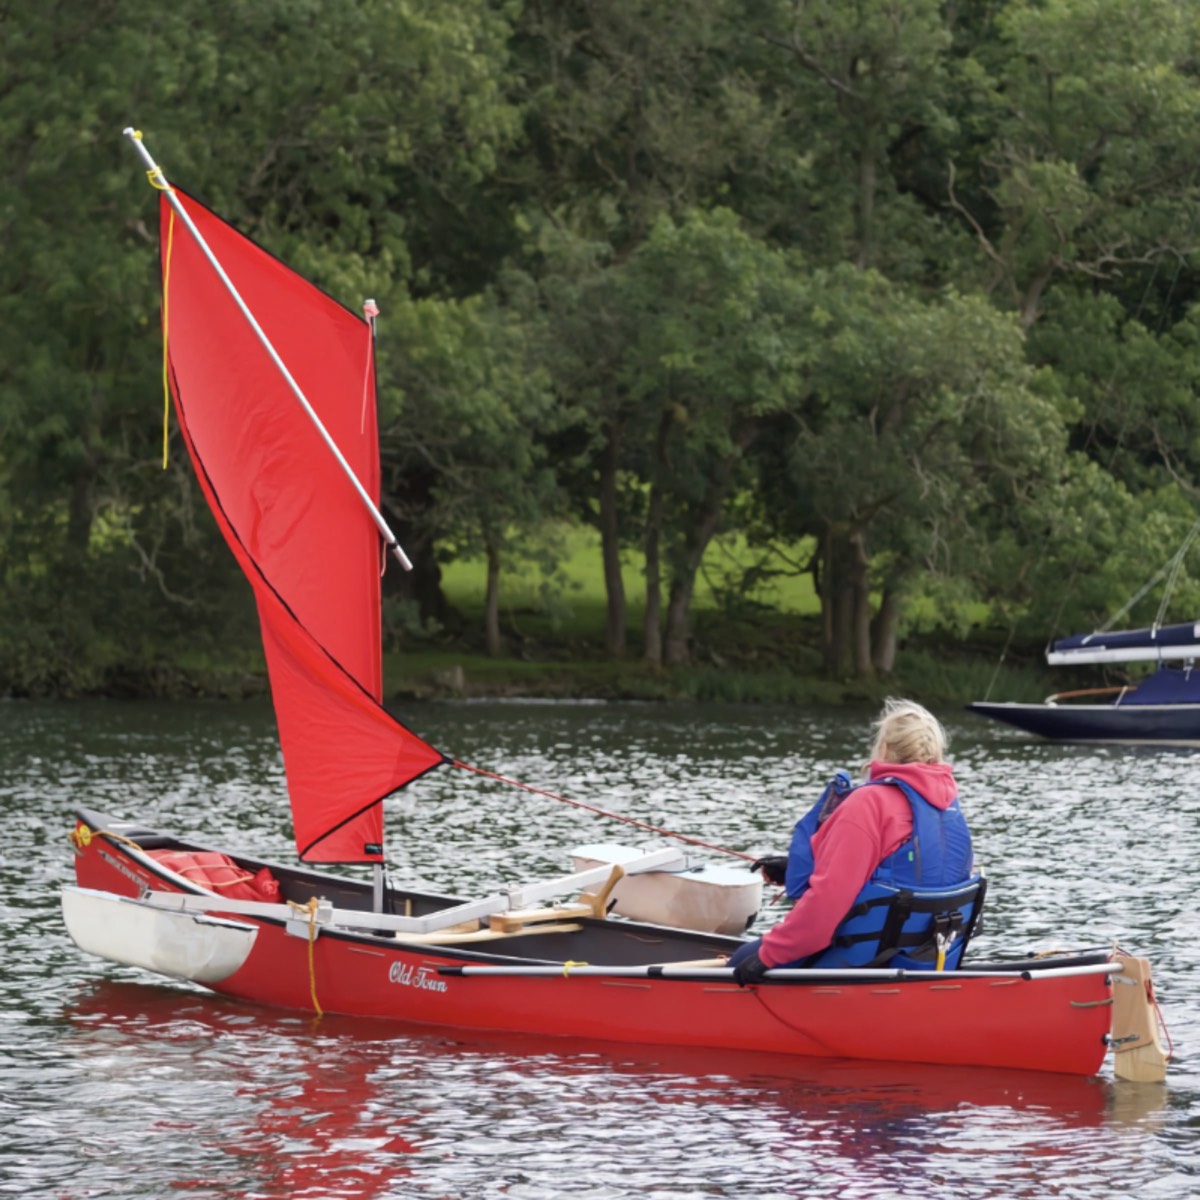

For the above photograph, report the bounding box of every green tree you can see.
[377,291,562,655]
[0,0,520,690]
[950,0,1200,329]
[610,210,808,665]
[762,267,1070,676]
[501,0,793,658]
[749,0,961,275]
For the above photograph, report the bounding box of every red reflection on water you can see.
[64,978,1164,1195]
[408,1024,1120,1129]
[65,982,423,1200]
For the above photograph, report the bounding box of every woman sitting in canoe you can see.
[730,698,984,983]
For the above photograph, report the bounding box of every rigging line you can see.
[992,245,1191,665]
[1046,568,1074,638]
[981,620,1018,703]
[1099,516,1200,633]
[1154,517,1200,629]
[983,533,1069,695]
[1101,562,1172,631]
[1003,254,1177,657]
[450,760,755,861]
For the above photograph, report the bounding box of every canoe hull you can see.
[67,810,1115,1077]
[217,938,1112,1076]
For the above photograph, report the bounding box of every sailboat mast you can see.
[123,126,413,572]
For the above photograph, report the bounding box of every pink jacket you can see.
[759,760,959,967]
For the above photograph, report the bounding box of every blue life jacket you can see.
[782,772,984,970]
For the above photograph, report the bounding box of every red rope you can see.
[450,760,755,861]
[360,299,379,435]
[1157,993,1176,1062]
[1115,943,1175,1063]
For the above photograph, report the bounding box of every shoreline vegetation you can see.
[0,641,1066,711]
[2,540,1091,708]
[1,532,1108,708]
[8,4,1200,725]
[29,609,1067,711]
[381,657,1062,711]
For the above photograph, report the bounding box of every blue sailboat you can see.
[969,621,1200,745]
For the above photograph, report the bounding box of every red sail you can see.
[160,191,446,862]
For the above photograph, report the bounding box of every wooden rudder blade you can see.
[1111,952,1170,1083]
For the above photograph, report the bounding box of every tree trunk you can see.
[663,575,695,666]
[819,526,857,678]
[850,530,874,679]
[872,586,901,673]
[381,470,455,632]
[820,528,836,674]
[484,541,502,656]
[662,423,758,666]
[597,424,626,658]
[831,547,856,677]
[819,527,883,679]
[642,485,663,665]
[642,410,673,665]
[391,532,451,621]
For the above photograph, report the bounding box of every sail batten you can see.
[161,190,445,862]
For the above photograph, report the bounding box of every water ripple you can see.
[2,699,1197,1198]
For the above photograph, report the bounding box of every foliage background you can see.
[4,0,1200,703]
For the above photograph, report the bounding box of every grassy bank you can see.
[6,528,1066,706]
[381,533,1058,706]
[383,603,1060,709]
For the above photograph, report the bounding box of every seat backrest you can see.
[869,875,988,970]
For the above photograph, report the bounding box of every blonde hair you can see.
[870,697,947,765]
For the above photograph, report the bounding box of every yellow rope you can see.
[128,130,167,191]
[160,209,175,469]
[68,824,145,853]
[288,898,324,1017]
[72,819,322,1015]
[562,960,588,977]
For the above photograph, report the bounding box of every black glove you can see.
[750,855,788,886]
[730,950,771,987]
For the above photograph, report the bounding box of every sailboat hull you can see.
[66,808,1131,1078]
[967,700,1200,746]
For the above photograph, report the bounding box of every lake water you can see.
[2,697,1197,1198]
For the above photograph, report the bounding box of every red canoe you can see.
[61,133,1169,1085]
[65,805,1154,1079]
